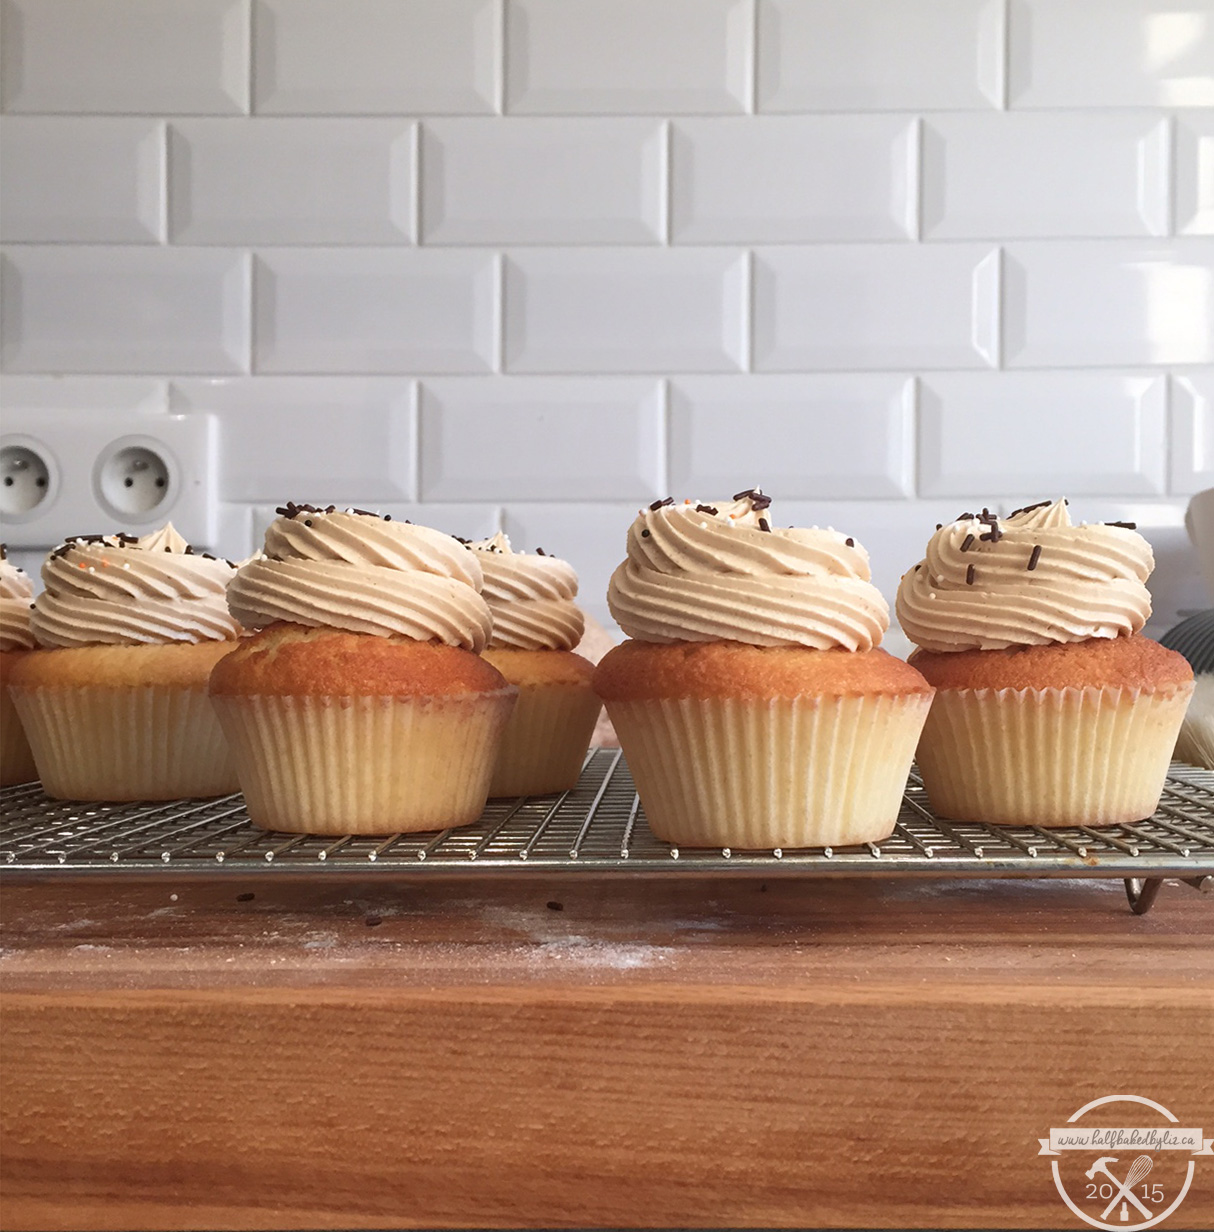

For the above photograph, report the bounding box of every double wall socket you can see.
[0,412,218,548]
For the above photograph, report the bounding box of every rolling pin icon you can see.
[1085,1156,1153,1221]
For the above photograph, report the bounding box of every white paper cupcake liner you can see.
[1,685,38,786]
[488,682,602,797]
[211,689,516,834]
[9,685,238,800]
[603,693,933,849]
[916,683,1194,826]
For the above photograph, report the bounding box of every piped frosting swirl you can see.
[468,533,584,651]
[607,493,890,650]
[0,546,35,651]
[895,500,1154,652]
[227,504,492,652]
[31,525,240,648]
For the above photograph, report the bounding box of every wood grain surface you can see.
[1,874,1212,1231]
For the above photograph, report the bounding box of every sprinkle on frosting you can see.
[228,506,491,651]
[606,492,889,651]
[0,544,36,651]
[895,499,1154,652]
[31,525,240,648]
[467,532,584,651]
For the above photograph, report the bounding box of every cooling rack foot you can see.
[1125,877,1163,914]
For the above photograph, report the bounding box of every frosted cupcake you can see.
[0,546,39,785]
[593,492,934,849]
[897,500,1194,825]
[210,504,516,834]
[469,533,600,796]
[8,526,241,800]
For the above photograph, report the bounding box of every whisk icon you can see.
[1101,1154,1153,1222]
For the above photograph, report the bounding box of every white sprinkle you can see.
[87,566,96,573]
[123,563,131,570]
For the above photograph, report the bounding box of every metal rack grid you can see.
[3,751,1213,912]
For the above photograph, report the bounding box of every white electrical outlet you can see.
[0,413,217,549]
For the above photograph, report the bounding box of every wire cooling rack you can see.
[3,751,1213,912]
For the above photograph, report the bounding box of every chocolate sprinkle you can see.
[845,537,854,547]
[640,529,650,538]
[966,564,976,585]
[1009,499,1051,519]
[695,504,719,516]
[759,518,771,533]
[535,547,547,556]
[649,497,674,511]
[733,487,772,511]
[1105,520,1137,530]
[1027,545,1042,571]
[960,534,975,552]
[976,507,1003,544]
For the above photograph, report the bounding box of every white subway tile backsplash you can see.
[671,116,916,243]
[421,118,664,245]
[1172,371,1214,496]
[172,377,417,501]
[506,0,752,115]
[1,247,249,374]
[922,114,1169,240]
[504,249,747,373]
[1004,242,1214,368]
[0,118,164,242]
[1,0,249,114]
[253,0,498,115]
[1008,0,1214,108]
[420,377,663,500]
[919,372,1168,496]
[757,0,1003,112]
[0,375,167,414]
[253,249,498,374]
[1176,115,1214,237]
[669,375,913,499]
[753,245,998,372]
[169,120,416,244]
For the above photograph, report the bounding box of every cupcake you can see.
[896,500,1194,825]
[8,526,241,800]
[468,533,601,796]
[0,546,39,785]
[593,492,934,849]
[210,504,516,835]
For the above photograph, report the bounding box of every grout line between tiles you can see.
[662,121,673,245]
[748,0,759,115]
[497,0,508,117]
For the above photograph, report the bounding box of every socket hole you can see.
[0,444,54,517]
[96,444,174,519]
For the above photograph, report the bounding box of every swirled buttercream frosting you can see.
[227,504,492,652]
[895,500,1154,652]
[468,533,584,651]
[0,546,35,651]
[31,525,240,648]
[606,492,890,650]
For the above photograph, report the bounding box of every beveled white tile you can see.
[0,118,163,243]
[757,0,1003,112]
[254,249,499,374]
[669,375,913,498]
[253,0,498,114]
[422,118,664,244]
[504,249,747,374]
[1,0,249,114]
[252,502,502,546]
[671,116,916,243]
[1004,242,1214,368]
[753,245,997,372]
[923,114,1168,239]
[1,247,249,375]
[420,378,663,500]
[0,375,167,414]
[172,377,417,501]
[1008,0,1214,107]
[920,372,1167,497]
[1176,115,1214,236]
[169,119,416,244]
[1172,371,1214,495]
[506,0,752,115]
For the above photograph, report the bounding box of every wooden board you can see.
[2,875,1212,1230]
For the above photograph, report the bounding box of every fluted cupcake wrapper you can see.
[1,686,38,786]
[916,683,1194,826]
[211,690,516,835]
[488,682,602,798]
[9,685,238,800]
[603,693,933,849]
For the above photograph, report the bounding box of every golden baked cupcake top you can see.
[0,545,35,651]
[467,532,584,651]
[31,525,240,648]
[228,503,493,652]
[896,499,1154,653]
[606,489,889,650]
